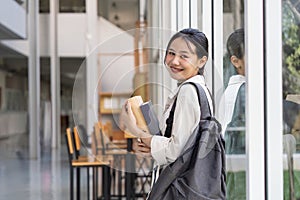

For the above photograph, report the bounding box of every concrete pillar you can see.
[28,0,40,159]
[50,0,60,148]
[86,0,98,143]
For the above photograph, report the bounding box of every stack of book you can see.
[128,96,161,135]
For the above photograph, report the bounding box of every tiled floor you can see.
[0,133,85,200]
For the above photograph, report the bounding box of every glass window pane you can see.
[222,0,246,199]
[59,0,85,13]
[282,0,300,199]
[39,0,49,13]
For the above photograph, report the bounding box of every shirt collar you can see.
[228,75,246,85]
[168,75,206,100]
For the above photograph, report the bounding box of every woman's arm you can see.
[120,101,149,137]
[119,100,153,147]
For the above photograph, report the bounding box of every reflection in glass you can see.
[222,0,246,199]
[222,28,246,200]
[223,29,245,154]
[282,1,300,199]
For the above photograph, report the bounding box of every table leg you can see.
[77,168,81,200]
[125,138,136,200]
[102,166,111,200]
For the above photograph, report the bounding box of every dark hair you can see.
[226,28,245,59]
[164,28,209,75]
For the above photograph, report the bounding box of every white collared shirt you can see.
[150,75,214,166]
[219,75,246,135]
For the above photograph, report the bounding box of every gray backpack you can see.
[147,82,226,200]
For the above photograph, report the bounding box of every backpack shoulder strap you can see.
[164,98,177,138]
[164,82,212,138]
[186,82,212,119]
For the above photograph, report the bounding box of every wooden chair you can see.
[98,121,127,152]
[93,121,128,156]
[65,127,111,200]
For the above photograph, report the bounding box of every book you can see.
[127,96,149,133]
[127,96,161,135]
[140,101,161,136]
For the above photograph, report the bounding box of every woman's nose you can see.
[171,55,180,65]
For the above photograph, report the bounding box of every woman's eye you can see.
[180,55,188,59]
[168,51,175,56]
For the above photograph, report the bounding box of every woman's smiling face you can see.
[165,37,203,82]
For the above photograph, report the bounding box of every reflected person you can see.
[222,28,246,154]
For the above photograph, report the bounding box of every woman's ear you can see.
[231,55,245,75]
[198,56,208,69]
[230,55,240,69]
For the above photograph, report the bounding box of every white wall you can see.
[99,54,134,92]
[39,14,50,56]
[97,17,135,131]
[57,14,87,57]
[3,14,135,59]
[2,14,87,57]
[98,17,134,53]
[98,17,135,93]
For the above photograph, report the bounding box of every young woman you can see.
[119,28,215,189]
[120,28,212,159]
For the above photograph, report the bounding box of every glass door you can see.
[282,0,300,199]
[220,1,246,199]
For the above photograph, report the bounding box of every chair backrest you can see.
[92,123,98,153]
[103,121,113,140]
[94,121,106,155]
[73,126,81,158]
[65,128,75,162]
[102,122,110,148]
